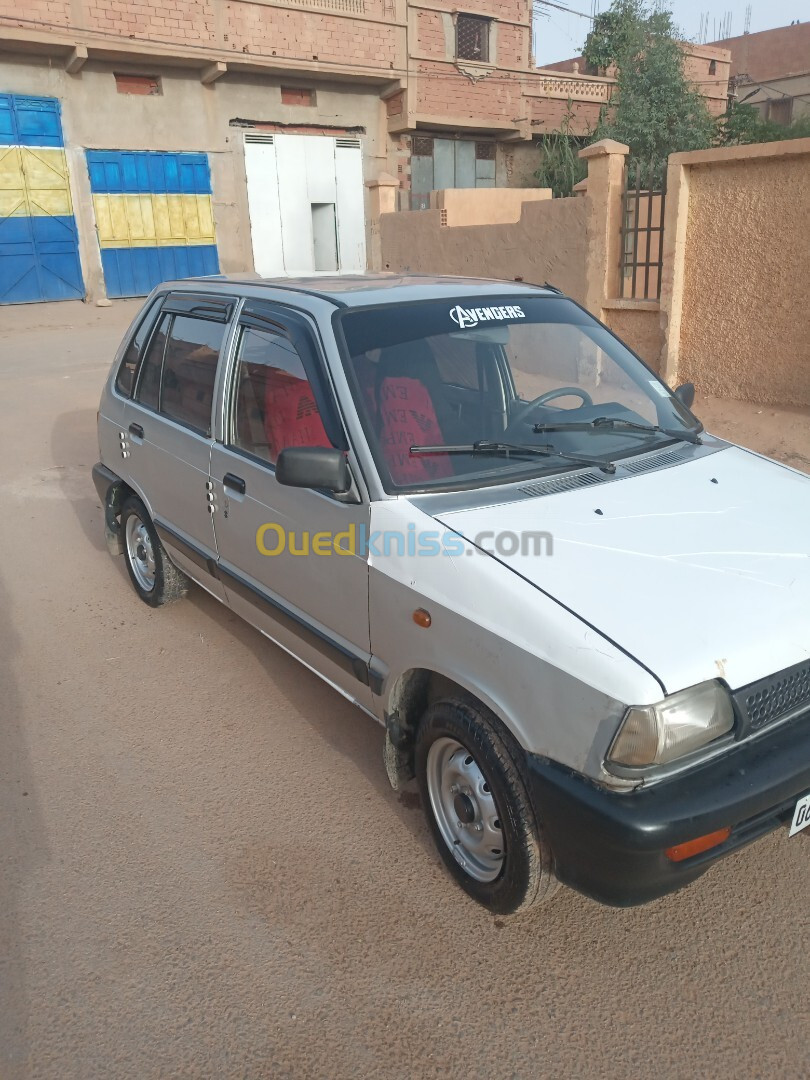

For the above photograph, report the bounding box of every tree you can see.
[584,0,714,179]
[534,102,589,198]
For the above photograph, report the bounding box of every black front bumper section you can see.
[526,713,810,906]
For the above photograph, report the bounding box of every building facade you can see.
[711,23,810,127]
[0,0,616,302]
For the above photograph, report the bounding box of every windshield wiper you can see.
[410,440,616,474]
[532,416,702,444]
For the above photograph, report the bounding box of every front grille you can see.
[735,659,810,732]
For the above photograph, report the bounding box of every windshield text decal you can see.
[449,304,525,329]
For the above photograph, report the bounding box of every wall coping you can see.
[601,298,660,312]
[669,137,810,167]
[366,173,399,189]
[579,139,629,159]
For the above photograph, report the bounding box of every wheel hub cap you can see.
[426,737,505,883]
[125,514,156,592]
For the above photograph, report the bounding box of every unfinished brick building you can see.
[0,1,727,301]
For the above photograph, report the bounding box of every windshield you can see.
[338,295,699,493]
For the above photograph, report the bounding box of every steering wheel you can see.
[505,386,593,437]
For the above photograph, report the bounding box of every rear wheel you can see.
[121,496,188,607]
[416,698,558,915]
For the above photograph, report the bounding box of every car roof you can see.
[170,272,560,309]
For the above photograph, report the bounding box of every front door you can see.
[125,293,232,599]
[209,300,373,707]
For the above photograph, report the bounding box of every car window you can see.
[134,312,170,412]
[159,315,225,436]
[115,298,161,398]
[230,325,332,464]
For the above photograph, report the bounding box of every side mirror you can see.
[674,382,695,409]
[275,446,352,494]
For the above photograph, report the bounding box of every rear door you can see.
[209,300,374,707]
[125,292,233,599]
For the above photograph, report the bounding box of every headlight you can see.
[607,680,734,768]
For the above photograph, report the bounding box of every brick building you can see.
[710,22,810,127]
[0,0,627,301]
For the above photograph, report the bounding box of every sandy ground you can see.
[1,299,809,1080]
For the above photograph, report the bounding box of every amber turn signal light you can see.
[412,608,432,628]
[665,827,731,863]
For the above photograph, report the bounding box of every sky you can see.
[532,0,807,66]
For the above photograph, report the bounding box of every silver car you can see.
[94,274,810,914]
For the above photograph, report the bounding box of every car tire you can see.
[120,496,189,608]
[415,697,559,915]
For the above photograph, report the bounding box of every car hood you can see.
[434,446,810,695]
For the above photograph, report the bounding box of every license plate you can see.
[789,792,810,837]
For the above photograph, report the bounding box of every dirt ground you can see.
[1,299,808,1080]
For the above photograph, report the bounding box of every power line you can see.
[532,1,595,20]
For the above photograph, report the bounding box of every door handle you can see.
[128,422,144,439]
[223,472,246,495]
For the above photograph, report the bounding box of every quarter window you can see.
[134,312,170,412]
[230,325,331,464]
[116,299,161,397]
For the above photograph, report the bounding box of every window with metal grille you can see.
[767,98,793,126]
[475,142,495,160]
[456,14,490,62]
[412,136,435,157]
[114,74,161,96]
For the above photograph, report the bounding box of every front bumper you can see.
[526,712,810,906]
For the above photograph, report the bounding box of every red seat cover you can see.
[263,370,331,461]
[378,375,453,484]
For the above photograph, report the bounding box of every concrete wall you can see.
[380,195,589,303]
[602,303,665,373]
[662,139,810,406]
[429,186,551,225]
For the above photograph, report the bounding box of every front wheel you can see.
[121,496,189,607]
[415,698,558,915]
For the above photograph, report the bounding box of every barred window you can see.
[412,136,435,157]
[475,142,495,160]
[456,14,490,62]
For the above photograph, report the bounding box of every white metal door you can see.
[244,133,366,276]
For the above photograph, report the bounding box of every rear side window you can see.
[160,315,225,436]
[115,299,161,397]
[133,312,226,436]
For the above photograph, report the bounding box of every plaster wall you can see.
[676,143,810,405]
[380,195,589,303]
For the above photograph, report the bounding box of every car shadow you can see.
[0,571,51,1075]
[52,404,431,854]
[50,408,108,556]
[183,584,435,859]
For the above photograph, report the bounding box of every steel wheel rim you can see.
[426,737,505,883]
[125,514,156,592]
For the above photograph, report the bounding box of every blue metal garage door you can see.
[86,150,220,298]
[0,94,84,304]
